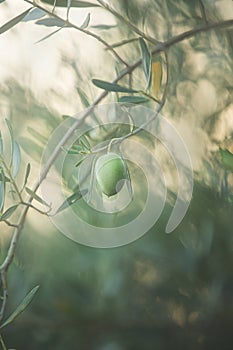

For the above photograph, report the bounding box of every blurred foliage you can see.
[0,0,233,349]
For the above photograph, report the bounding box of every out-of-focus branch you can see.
[23,0,129,66]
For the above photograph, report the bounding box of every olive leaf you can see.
[25,187,50,207]
[80,13,91,29]
[92,79,138,93]
[151,61,163,98]
[0,286,40,329]
[12,141,21,178]
[0,180,5,212]
[139,38,152,90]
[91,24,117,30]
[118,95,149,104]
[1,205,18,221]
[23,163,31,188]
[42,0,100,7]
[36,18,67,27]
[22,8,46,22]
[55,189,88,214]
[0,7,33,35]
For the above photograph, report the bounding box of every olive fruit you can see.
[95,152,127,197]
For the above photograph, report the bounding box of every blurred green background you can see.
[0,0,233,349]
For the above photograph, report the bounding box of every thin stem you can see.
[0,334,7,350]
[0,156,23,203]
[199,0,208,25]
[23,0,129,66]
[21,201,51,215]
[140,90,161,104]
[97,0,160,46]
[2,220,19,228]
[0,272,7,323]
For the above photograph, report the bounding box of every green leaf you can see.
[91,24,117,30]
[67,0,72,18]
[5,119,14,166]
[77,87,90,108]
[139,38,152,90]
[0,132,3,154]
[92,79,138,93]
[0,286,40,329]
[36,18,67,27]
[25,187,50,207]
[0,172,10,182]
[1,205,18,221]
[12,141,21,177]
[42,0,100,7]
[79,135,91,151]
[0,7,32,35]
[80,13,90,29]
[55,189,87,214]
[0,180,4,212]
[151,61,162,98]
[23,163,31,188]
[219,148,233,172]
[118,95,149,104]
[36,27,64,44]
[75,156,87,167]
[22,8,46,22]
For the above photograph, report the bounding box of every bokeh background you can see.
[0,0,233,349]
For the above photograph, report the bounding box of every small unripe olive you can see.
[95,152,127,197]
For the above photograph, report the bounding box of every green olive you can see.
[95,152,127,197]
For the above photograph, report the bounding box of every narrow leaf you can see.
[0,132,3,154]
[0,180,4,212]
[0,7,32,35]
[0,172,10,182]
[67,0,72,18]
[25,187,50,207]
[139,38,152,89]
[91,24,117,30]
[79,135,90,150]
[36,27,64,44]
[80,13,90,29]
[12,141,21,177]
[42,0,100,7]
[92,79,138,93]
[5,119,14,166]
[151,61,162,98]
[36,18,66,27]
[1,205,18,221]
[118,95,149,104]
[77,87,90,108]
[55,189,87,214]
[23,163,31,188]
[219,148,233,172]
[22,8,46,22]
[0,286,40,329]
[75,156,87,167]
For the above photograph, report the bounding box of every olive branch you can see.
[0,0,232,348]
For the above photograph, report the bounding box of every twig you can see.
[23,0,129,66]
[97,0,160,46]
[0,156,23,203]
[199,0,208,25]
